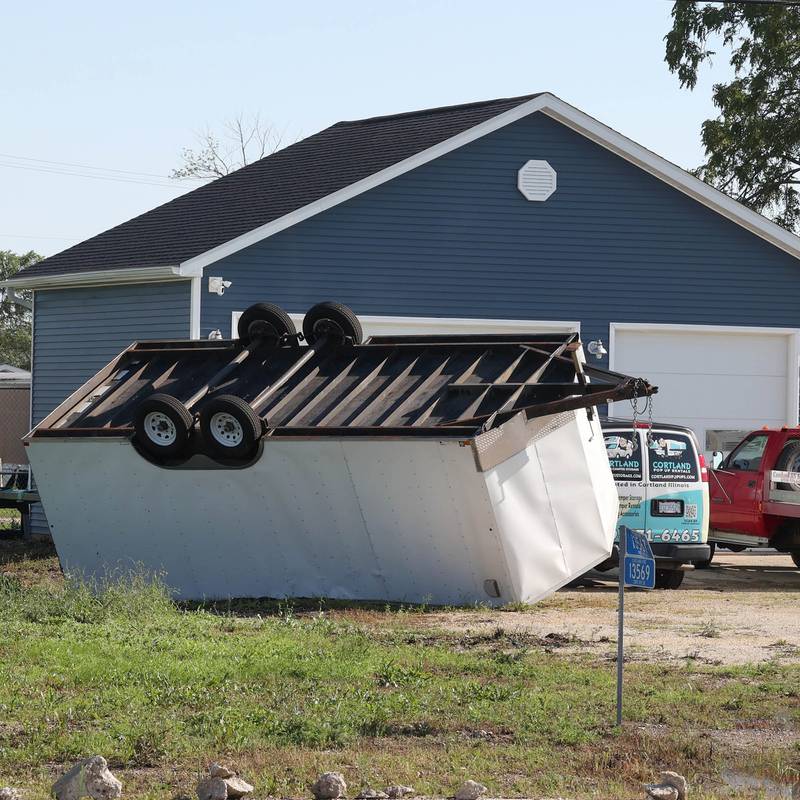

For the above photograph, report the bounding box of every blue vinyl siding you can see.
[201,111,800,353]
[30,281,191,534]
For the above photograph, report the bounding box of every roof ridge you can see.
[334,93,541,127]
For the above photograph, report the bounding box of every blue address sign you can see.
[621,526,656,589]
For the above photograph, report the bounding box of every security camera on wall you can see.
[208,277,232,296]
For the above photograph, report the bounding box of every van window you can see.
[647,433,698,482]
[604,431,642,481]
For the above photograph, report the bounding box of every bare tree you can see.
[171,114,283,180]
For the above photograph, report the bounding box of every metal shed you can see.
[0,365,34,535]
[0,364,31,466]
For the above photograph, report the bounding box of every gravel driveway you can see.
[423,551,800,665]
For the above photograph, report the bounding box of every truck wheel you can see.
[134,393,193,460]
[654,569,684,589]
[774,441,800,490]
[303,301,363,345]
[200,394,263,459]
[237,302,296,346]
[791,551,800,569]
[694,542,716,569]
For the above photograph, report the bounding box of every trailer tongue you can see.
[27,302,656,605]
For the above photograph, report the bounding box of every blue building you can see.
[7,92,800,535]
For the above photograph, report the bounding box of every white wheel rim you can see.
[210,411,244,447]
[143,411,177,446]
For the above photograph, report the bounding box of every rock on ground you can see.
[312,772,347,800]
[659,772,688,800]
[197,777,229,800]
[0,789,22,800]
[51,756,122,800]
[197,765,254,800]
[195,776,228,800]
[644,771,688,800]
[222,776,253,799]
[384,788,415,799]
[355,791,388,800]
[454,781,487,800]
[644,786,679,800]
[209,764,236,780]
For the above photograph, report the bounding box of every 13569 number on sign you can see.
[624,557,653,587]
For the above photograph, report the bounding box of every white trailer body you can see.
[28,407,617,605]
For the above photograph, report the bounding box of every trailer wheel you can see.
[303,301,363,345]
[200,394,263,458]
[774,441,800,490]
[654,568,684,589]
[694,542,715,569]
[237,302,296,346]
[791,551,800,569]
[134,393,193,459]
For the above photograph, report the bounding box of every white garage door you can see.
[611,324,800,454]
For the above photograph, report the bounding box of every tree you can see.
[0,250,39,370]
[171,114,283,180]
[665,2,800,232]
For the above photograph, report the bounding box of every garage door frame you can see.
[609,322,800,428]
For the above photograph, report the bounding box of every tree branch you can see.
[171,115,284,180]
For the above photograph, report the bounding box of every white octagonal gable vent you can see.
[517,160,557,202]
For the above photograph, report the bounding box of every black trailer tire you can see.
[237,302,296,346]
[774,441,800,490]
[200,394,263,459]
[302,301,363,345]
[654,568,684,589]
[134,393,193,460]
[791,551,800,569]
[694,542,716,569]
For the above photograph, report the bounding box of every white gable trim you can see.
[175,93,800,276]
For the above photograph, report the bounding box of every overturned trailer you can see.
[27,302,656,605]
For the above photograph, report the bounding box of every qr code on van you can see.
[685,503,698,521]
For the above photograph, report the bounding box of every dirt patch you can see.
[417,552,800,665]
[0,537,62,586]
[636,719,799,759]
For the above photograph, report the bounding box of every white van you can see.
[597,419,711,589]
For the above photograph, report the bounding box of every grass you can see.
[0,507,21,533]
[696,620,722,639]
[0,546,798,799]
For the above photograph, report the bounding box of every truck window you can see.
[725,434,769,471]
[604,431,642,481]
[647,433,698,482]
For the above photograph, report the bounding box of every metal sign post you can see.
[616,525,655,726]
[616,528,625,727]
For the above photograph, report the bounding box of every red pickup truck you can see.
[708,428,800,567]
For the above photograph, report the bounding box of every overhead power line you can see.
[0,160,192,189]
[0,232,79,241]
[0,152,203,180]
[0,151,210,189]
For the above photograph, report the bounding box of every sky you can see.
[0,0,732,258]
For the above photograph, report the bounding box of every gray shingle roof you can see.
[23,93,540,279]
